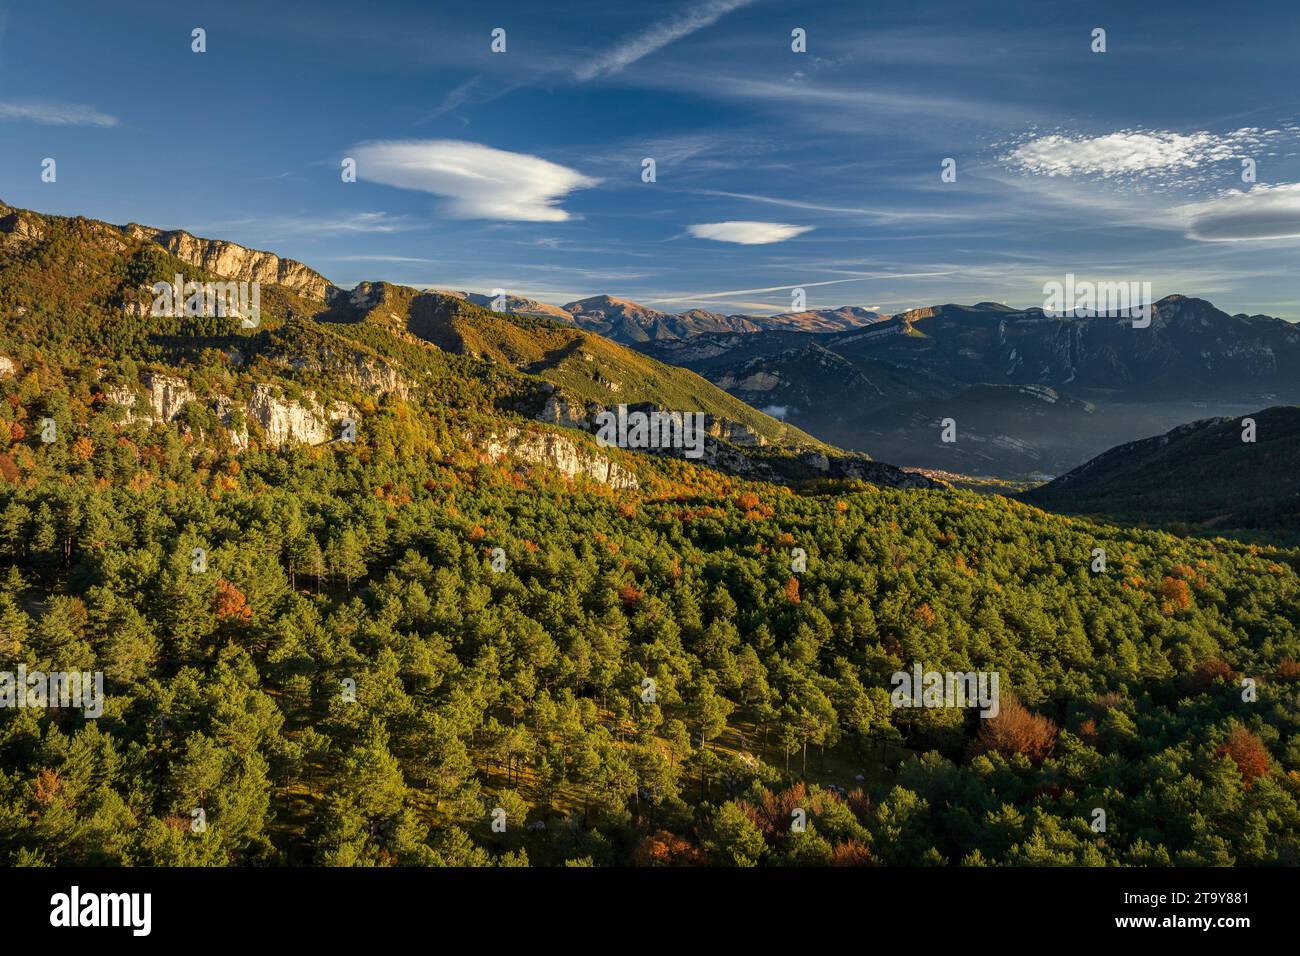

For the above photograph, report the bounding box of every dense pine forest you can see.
[1,206,1298,867]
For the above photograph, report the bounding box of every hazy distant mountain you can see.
[764,306,883,333]
[560,294,880,343]
[561,295,736,341]
[1022,406,1300,530]
[437,290,575,323]
[636,297,1300,479]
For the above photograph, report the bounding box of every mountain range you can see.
[636,298,1300,479]
[7,196,1297,489]
[436,291,882,343]
[0,199,932,490]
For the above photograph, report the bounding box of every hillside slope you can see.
[1022,405,1300,529]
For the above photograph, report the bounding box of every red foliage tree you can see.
[1189,659,1236,693]
[631,831,705,866]
[212,579,252,622]
[972,693,1057,764]
[1218,725,1271,790]
[1158,576,1193,613]
[830,840,875,866]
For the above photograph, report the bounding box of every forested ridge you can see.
[2,382,1298,865]
[1,206,1298,867]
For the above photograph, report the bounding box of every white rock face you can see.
[0,206,47,248]
[801,451,831,473]
[535,391,767,450]
[104,373,195,424]
[103,384,138,419]
[143,373,197,423]
[717,371,781,391]
[247,384,356,447]
[104,373,351,449]
[538,393,595,430]
[211,396,248,449]
[0,356,16,378]
[346,357,410,400]
[705,416,766,447]
[479,427,639,490]
[122,225,333,301]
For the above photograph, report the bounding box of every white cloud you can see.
[350,139,598,222]
[687,221,813,244]
[574,0,754,81]
[1179,183,1300,241]
[1002,128,1276,178]
[0,100,119,127]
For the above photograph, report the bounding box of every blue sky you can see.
[1,0,1298,317]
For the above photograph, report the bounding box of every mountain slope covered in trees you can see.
[0,202,1297,868]
[1023,406,1300,531]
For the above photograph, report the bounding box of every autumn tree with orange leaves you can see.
[972,693,1057,764]
[1218,725,1271,789]
[212,579,252,622]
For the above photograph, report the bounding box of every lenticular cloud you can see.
[687,221,814,244]
[1179,183,1300,241]
[350,139,598,222]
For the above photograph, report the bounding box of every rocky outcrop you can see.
[0,356,16,378]
[247,384,356,447]
[275,346,412,401]
[442,290,574,322]
[210,396,249,449]
[537,390,597,429]
[121,224,334,301]
[103,373,195,424]
[0,206,47,249]
[534,391,767,447]
[717,370,781,391]
[704,416,766,447]
[143,373,197,423]
[102,373,248,446]
[102,373,352,449]
[346,282,388,312]
[476,427,639,490]
[693,439,938,488]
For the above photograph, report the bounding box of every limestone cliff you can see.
[121,224,335,301]
[102,373,355,450]
[476,427,639,490]
[246,384,356,447]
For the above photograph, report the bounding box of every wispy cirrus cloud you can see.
[0,99,119,127]
[351,139,598,222]
[687,221,813,244]
[1178,183,1300,242]
[421,77,481,121]
[574,0,755,81]
[650,271,951,304]
[192,211,419,243]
